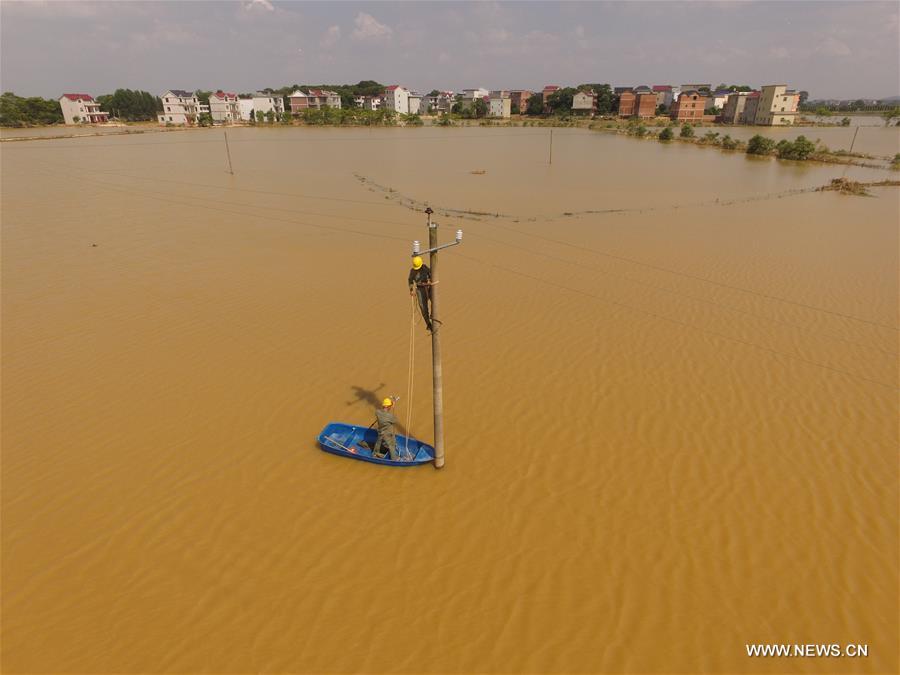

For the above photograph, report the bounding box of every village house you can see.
[250,93,285,119]
[618,89,636,116]
[721,91,752,124]
[408,92,423,115]
[157,90,202,125]
[618,88,656,118]
[705,90,731,112]
[754,85,799,125]
[652,85,674,109]
[238,98,254,121]
[289,89,341,114]
[488,96,511,118]
[670,90,707,122]
[541,85,560,113]
[355,95,383,111]
[426,91,454,114]
[508,90,533,114]
[741,92,761,124]
[383,85,411,114]
[58,94,109,125]
[571,90,597,116]
[208,91,240,123]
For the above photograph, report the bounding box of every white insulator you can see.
[412,240,421,254]
[456,229,463,242]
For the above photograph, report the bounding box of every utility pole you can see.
[224,130,234,175]
[848,126,860,154]
[413,208,463,469]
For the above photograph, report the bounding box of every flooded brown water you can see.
[2,127,898,674]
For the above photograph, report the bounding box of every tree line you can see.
[0,89,162,126]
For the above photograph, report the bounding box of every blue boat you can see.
[317,422,435,466]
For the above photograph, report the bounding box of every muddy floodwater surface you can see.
[2,127,898,673]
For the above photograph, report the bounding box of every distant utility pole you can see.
[549,128,553,165]
[848,126,860,154]
[413,207,463,469]
[224,130,234,175]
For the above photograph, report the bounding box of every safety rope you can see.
[404,293,417,459]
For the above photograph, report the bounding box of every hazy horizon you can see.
[1,0,898,100]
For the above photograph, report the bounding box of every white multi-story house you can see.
[356,95,382,111]
[462,88,490,100]
[705,90,731,112]
[755,85,800,125]
[489,96,512,118]
[238,99,255,121]
[208,91,240,123]
[251,93,286,118]
[383,85,411,114]
[58,94,109,124]
[158,90,201,125]
[408,93,423,115]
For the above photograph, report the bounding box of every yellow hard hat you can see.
[382,398,394,407]
[412,256,423,270]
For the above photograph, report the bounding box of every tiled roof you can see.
[61,93,95,101]
[652,85,672,92]
[169,89,193,98]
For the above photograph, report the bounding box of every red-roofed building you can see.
[58,94,109,125]
[209,91,240,123]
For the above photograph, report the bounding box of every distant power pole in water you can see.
[849,126,860,154]
[412,207,463,469]
[224,130,234,175]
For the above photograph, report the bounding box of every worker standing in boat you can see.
[408,256,434,332]
[372,397,399,460]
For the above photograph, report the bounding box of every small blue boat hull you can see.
[317,422,435,466]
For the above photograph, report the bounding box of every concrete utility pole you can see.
[224,130,234,175]
[413,208,463,469]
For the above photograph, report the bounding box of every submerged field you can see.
[2,127,898,673]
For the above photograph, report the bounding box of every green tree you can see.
[265,110,275,123]
[525,93,544,115]
[256,110,265,123]
[721,134,739,150]
[841,117,851,126]
[546,87,577,114]
[511,102,520,115]
[198,113,213,127]
[747,135,776,155]
[280,110,292,124]
[776,135,816,160]
[473,98,488,118]
[248,108,256,124]
[659,126,674,141]
[680,123,694,138]
[0,92,65,126]
[96,89,159,121]
[814,106,832,117]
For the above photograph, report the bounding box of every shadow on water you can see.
[346,383,386,407]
